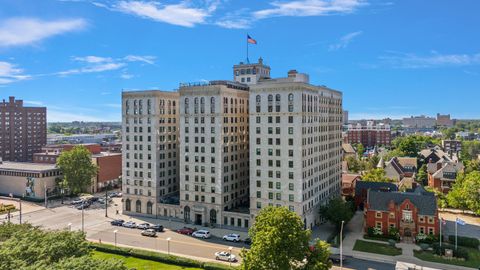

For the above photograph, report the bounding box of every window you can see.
[375,212,382,218]
[402,210,412,222]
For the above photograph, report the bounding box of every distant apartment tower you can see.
[249,69,343,229]
[0,96,46,162]
[402,115,436,129]
[347,121,391,147]
[442,139,462,157]
[122,91,179,216]
[343,110,349,125]
[436,113,454,127]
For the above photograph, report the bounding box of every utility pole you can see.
[82,203,85,232]
[105,183,109,218]
[340,220,345,270]
[44,184,48,208]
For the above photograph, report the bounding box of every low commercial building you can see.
[364,187,439,239]
[0,160,62,200]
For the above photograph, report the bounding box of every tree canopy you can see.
[240,206,331,270]
[362,168,392,183]
[56,145,98,194]
[319,198,354,230]
[447,171,480,214]
[392,135,440,158]
[0,223,126,270]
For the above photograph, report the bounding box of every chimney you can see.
[288,69,298,78]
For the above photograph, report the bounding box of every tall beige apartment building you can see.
[248,69,343,229]
[121,59,343,230]
[122,90,179,216]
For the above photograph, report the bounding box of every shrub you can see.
[417,234,439,244]
[432,243,469,260]
[367,227,375,237]
[448,235,480,249]
[388,227,400,241]
[388,239,396,247]
[419,243,430,251]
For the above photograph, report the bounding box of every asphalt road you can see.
[2,200,397,270]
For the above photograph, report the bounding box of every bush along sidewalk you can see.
[448,235,480,249]
[90,242,233,270]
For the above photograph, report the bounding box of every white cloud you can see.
[0,61,31,84]
[329,30,362,51]
[57,54,155,76]
[113,1,212,27]
[0,17,86,47]
[124,55,156,64]
[24,100,45,106]
[120,73,134,79]
[253,0,366,19]
[379,51,480,69]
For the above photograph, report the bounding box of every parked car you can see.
[223,233,240,242]
[110,219,125,226]
[87,196,99,202]
[141,229,157,237]
[76,202,90,210]
[192,230,211,239]
[136,223,151,230]
[109,192,122,198]
[149,224,164,232]
[176,227,195,235]
[215,251,237,262]
[122,221,136,228]
[244,238,251,245]
[71,199,84,205]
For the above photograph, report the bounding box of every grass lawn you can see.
[92,251,203,270]
[353,240,402,256]
[414,248,480,269]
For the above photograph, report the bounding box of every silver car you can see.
[141,229,157,237]
[215,251,237,262]
[192,230,211,239]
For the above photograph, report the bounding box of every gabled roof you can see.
[367,188,437,216]
[385,157,417,175]
[432,162,464,180]
[419,147,450,161]
[355,181,398,195]
[342,143,356,154]
[342,173,362,184]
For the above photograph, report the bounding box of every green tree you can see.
[416,164,428,186]
[56,145,98,194]
[464,159,480,174]
[461,141,480,161]
[355,143,365,157]
[362,168,392,182]
[319,198,354,230]
[303,240,332,270]
[37,256,128,270]
[447,171,480,214]
[240,206,311,270]
[346,156,363,173]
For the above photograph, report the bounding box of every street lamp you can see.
[166,237,171,255]
[228,246,233,267]
[67,222,72,231]
[113,230,118,247]
[340,220,345,270]
[81,203,85,232]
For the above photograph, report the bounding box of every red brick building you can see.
[33,143,121,192]
[0,97,46,162]
[354,181,398,209]
[427,160,464,194]
[364,187,439,239]
[346,122,391,148]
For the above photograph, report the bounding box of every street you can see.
[2,199,396,270]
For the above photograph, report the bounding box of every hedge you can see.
[89,242,233,270]
[448,235,479,249]
[432,243,469,260]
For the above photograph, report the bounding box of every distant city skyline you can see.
[1,0,479,121]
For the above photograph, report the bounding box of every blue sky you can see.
[0,0,479,122]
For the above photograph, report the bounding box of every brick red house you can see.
[364,187,439,239]
[427,160,464,194]
[354,181,398,209]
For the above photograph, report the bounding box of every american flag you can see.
[247,35,257,44]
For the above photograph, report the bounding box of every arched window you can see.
[256,95,261,102]
[268,94,273,102]
[210,97,215,113]
[200,97,205,113]
[184,98,189,114]
[288,93,294,112]
[288,93,294,101]
[125,199,131,211]
[194,98,199,113]
[210,209,217,225]
[167,100,171,114]
[147,201,153,215]
[275,94,281,102]
[135,200,141,213]
[184,206,191,222]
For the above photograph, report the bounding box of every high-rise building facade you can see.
[178,81,250,226]
[0,96,46,162]
[122,91,179,216]
[347,121,391,148]
[248,69,343,229]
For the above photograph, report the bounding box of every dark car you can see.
[150,224,164,232]
[244,238,252,245]
[71,198,84,205]
[87,196,99,202]
[176,227,196,235]
[111,219,125,226]
[76,202,90,210]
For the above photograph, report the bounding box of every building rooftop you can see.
[355,181,398,195]
[0,161,58,172]
[367,187,437,216]
[179,80,249,91]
